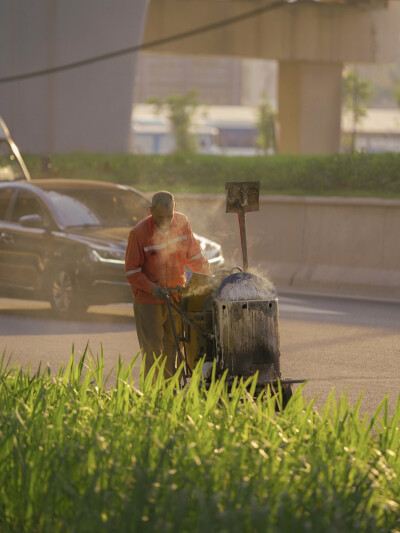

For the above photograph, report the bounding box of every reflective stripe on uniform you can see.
[188,252,202,261]
[143,234,187,252]
[126,268,141,276]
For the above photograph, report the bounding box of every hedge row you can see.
[24,152,400,197]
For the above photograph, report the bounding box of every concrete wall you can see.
[176,194,400,299]
[0,1,148,154]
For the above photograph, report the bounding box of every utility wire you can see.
[0,0,292,83]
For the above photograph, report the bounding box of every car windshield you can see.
[0,140,25,181]
[43,187,149,228]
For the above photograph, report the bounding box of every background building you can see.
[132,104,400,155]
[133,53,278,107]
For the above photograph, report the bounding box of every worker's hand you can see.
[151,284,167,300]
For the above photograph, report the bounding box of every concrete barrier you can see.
[176,194,400,300]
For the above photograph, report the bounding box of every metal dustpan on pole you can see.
[225,181,260,272]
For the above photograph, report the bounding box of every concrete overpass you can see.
[0,0,399,154]
[143,0,400,154]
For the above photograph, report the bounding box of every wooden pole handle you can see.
[238,211,248,272]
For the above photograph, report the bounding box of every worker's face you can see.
[150,202,175,231]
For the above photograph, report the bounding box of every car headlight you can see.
[199,240,221,258]
[89,248,125,265]
[199,240,208,252]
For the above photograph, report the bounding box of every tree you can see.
[342,69,372,153]
[255,93,276,154]
[147,89,199,154]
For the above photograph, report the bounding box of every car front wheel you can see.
[49,268,87,318]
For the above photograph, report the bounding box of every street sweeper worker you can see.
[125,191,211,378]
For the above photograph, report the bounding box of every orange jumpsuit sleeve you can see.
[125,227,154,294]
[185,221,211,274]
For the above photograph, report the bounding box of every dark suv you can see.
[0,179,224,317]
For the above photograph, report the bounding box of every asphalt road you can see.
[1,292,399,415]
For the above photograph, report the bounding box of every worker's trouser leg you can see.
[133,299,178,379]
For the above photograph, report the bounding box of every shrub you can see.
[24,152,400,197]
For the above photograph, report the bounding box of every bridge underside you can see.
[143,0,400,154]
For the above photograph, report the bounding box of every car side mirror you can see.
[19,214,46,228]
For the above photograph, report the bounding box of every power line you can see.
[0,0,292,84]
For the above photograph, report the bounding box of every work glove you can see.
[151,284,167,301]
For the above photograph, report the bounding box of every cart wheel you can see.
[282,384,293,409]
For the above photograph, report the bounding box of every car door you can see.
[2,188,52,292]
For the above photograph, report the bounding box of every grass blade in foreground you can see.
[0,354,398,532]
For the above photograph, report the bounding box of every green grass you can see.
[0,349,399,532]
[23,152,400,198]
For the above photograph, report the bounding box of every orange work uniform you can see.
[125,212,211,378]
[125,212,211,303]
